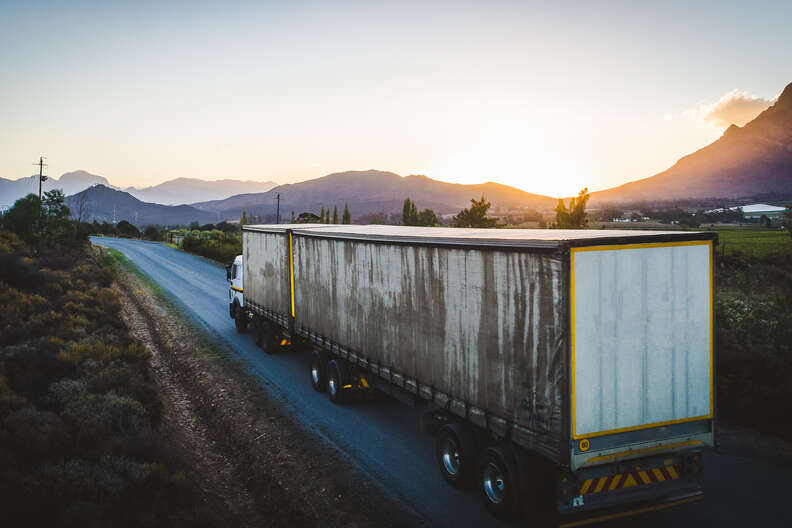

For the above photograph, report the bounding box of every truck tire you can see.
[478,445,522,520]
[258,321,278,354]
[435,423,475,488]
[310,350,328,392]
[327,359,350,404]
[234,312,248,333]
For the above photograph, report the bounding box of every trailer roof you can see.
[243,224,716,249]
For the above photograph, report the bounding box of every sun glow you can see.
[428,124,589,198]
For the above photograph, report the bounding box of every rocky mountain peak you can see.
[776,81,792,108]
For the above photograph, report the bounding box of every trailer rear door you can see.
[570,240,714,469]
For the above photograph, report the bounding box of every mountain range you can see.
[65,185,216,226]
[190,170,556,220]
[593,81,792,203]
[125,177,277,205]
[6,80,792,223]
[0,170,112,206]
[0,170,276,208]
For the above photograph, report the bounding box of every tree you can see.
[117,220,140,237]
[143,226,161,240]
[0,194,40,242]
[402,198,419,226]
[782,209,792,239]
[319,206,326,224]
[290,211,295,223]
[74,192,90,223]
[296,212,320,223]
[554,188,590,229]
[418,209,438,226]
[216,221,237,233]
[452,195,497,228]
[42,190,70,220]
[332,205,339,224]
[342,203,351,224]
[240,210,248,226]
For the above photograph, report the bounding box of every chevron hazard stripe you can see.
[579,465,681,495]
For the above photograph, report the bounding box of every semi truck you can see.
[227,224,716,525]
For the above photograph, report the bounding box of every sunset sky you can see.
[1,1,790,197]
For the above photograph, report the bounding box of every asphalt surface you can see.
[92,236,792,527]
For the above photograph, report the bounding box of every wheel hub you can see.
[483,462,505,504]
[441,440,461,476]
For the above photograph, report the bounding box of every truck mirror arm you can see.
[225,264,232,282]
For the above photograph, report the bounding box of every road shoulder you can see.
[112,249,423,527]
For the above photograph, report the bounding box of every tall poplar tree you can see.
[342,203,351,224]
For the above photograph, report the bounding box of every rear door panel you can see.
[570,241,714,468]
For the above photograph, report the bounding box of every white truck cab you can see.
[226,255,246,331]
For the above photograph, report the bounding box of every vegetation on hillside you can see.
[717,242,792,439]
[0,194,210,526]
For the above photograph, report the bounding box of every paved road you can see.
[92,237,792,527]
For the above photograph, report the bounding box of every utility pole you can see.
[276,193,281,224]
[33,156,48,218]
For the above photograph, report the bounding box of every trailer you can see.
[227,225,716,524]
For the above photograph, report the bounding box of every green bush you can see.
[0,227,211,526]
[182,233,242,263]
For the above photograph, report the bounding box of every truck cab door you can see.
[229,255,244,310]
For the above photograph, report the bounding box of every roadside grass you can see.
[100,247,170,300]
[99,246,266,388]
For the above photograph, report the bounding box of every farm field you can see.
[713,228,791,255]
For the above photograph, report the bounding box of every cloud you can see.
[687,89,775,128]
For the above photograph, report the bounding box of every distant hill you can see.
[66,185,217,226]
[126,177,277,205]
[191,170,557,220]
[1,170,112,206]
[594,81,792,203]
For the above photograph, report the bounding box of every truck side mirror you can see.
[225,265,232,282]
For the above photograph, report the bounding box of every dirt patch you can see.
[114,265,422,527]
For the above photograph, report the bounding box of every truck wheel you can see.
[310,350,328,392]
[435,423,474,488]
[478,446,522,520]
[234,312,248,333]
[327,359,350,404]
[260,322,278,354]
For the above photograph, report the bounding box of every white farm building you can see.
[739,203,788,219]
